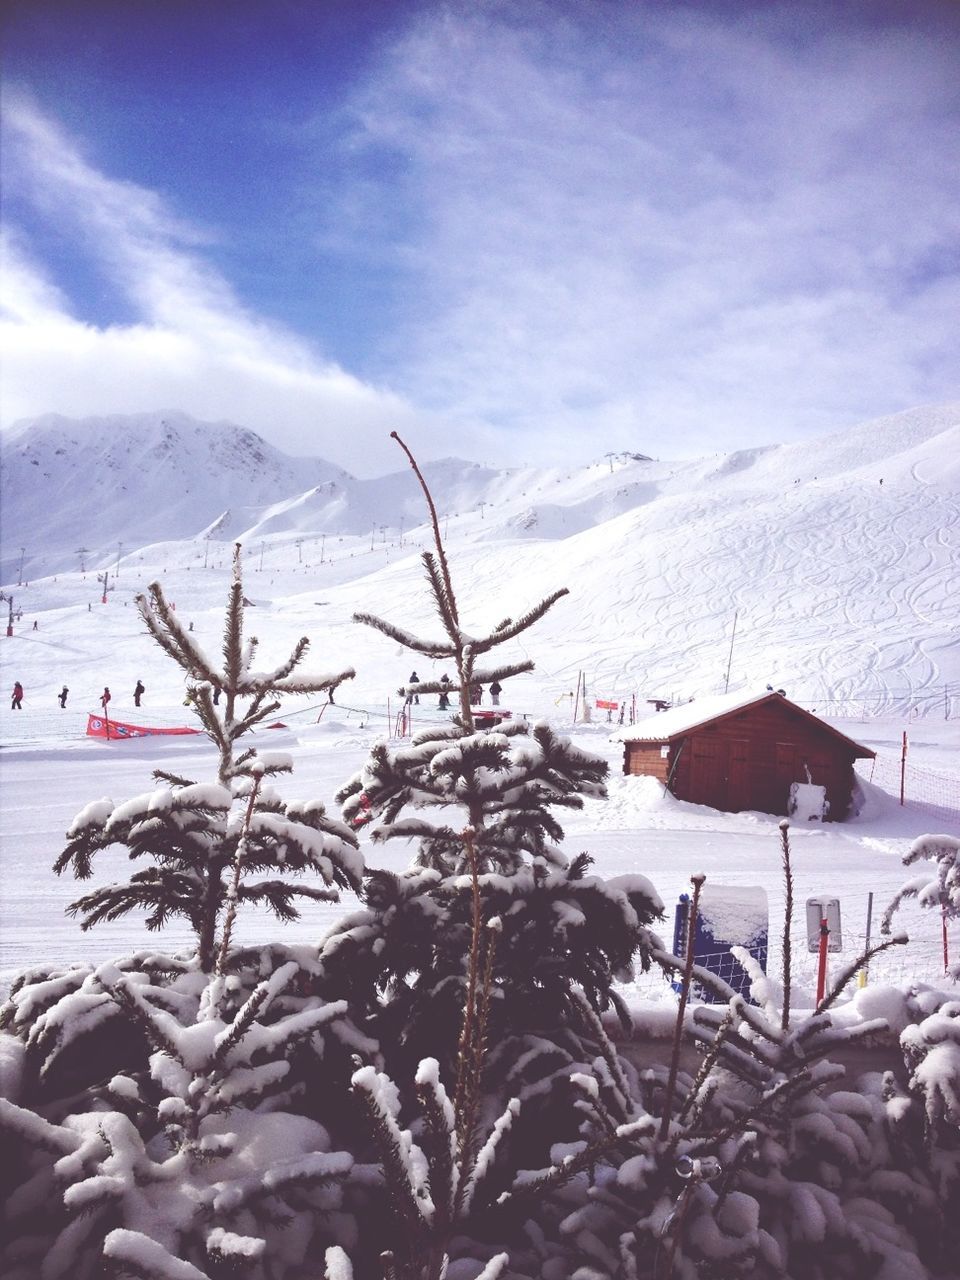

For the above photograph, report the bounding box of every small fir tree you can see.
[319,434,663,1274]
[330,434,663,1071]
[882,833,960,971]
[55,544,361,971]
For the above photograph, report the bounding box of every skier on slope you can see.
[134,679,145,708]
[58,686,69,708]
[100,687,111,713]
[11,681,24,710]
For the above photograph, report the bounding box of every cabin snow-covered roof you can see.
[612,689,874,757]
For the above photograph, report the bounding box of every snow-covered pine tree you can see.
[55,544,362,973]
[330,436,662,1063]
[879,834,960,1263]
[0,958,358,1280]
[479,827,946,1280]
[882,833,960,969]
[317,434,664,1269]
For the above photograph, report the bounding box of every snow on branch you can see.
[882,834,960,934]
[103,1228,212,1279]
[470,588,569,654]
[353,611,457,659]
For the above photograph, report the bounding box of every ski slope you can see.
[1,402,958,998]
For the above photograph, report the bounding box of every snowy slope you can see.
[1,401,959,990]
[0,412,509,582]
[0,402,958,720]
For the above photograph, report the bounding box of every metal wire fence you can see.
[866,751,960,822]
[626,894,954,1006]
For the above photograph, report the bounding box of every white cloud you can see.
[0,95,429,475]
[333,4,960,457]
[2,4,958,476]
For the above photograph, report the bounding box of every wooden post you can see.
[816,917,830,1005]
[859,891,873,988]
[900,731,907,806]
[944,906,950,976]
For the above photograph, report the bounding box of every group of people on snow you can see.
[8,680,145,712]
[405,671,504,711]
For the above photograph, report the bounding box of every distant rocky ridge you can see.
[0,411,503,581]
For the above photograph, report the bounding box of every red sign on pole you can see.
[595,699,619,710]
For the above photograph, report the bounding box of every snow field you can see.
[2,710,956,1007]
[2,403,958,1007]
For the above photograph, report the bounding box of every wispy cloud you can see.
[2,3,958,473]
[333,3,960,457]
[0,94,424,474]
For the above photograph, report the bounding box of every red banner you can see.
[595,699,619,710]
[86,714,200,740]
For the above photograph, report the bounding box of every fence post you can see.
[859,891,873,988]
[900,731,907,806]
[944,906,950,976]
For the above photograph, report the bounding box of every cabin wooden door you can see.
[689,735,726,810]
[726,738,752,811]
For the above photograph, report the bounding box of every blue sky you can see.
[2,0,958,475]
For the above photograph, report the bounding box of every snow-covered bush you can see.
[0,960,359,1280]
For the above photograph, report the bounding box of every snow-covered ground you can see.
[1,405,958,1002]
[1,708,957,1002]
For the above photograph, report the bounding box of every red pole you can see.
[900,731,907,806]
[816,917,830,1005]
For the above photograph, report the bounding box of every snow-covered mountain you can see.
[0,410,504,582]
[1,402,958,718]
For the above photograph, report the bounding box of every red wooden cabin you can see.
[616,690,874,821]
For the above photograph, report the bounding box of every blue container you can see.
[673,884,768,1003]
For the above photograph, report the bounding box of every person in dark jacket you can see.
[11,681,24,710]
[489,680,503,706]
[58,686,69,708]
[134,679,145,708]
[438,673,452,710]
[407,671,420,705]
